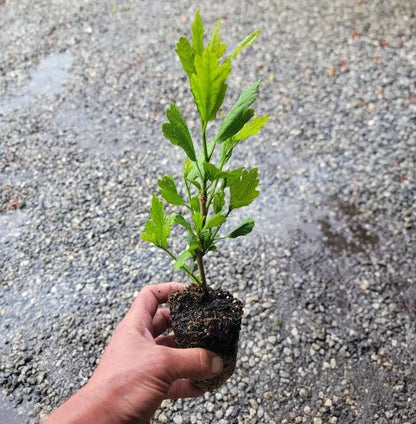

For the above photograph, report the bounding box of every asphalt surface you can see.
[1,1,415,423]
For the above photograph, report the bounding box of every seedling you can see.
[142,9,268,293]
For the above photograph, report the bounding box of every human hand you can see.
[44,283,223,424]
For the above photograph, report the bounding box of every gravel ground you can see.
[1,1,415,423]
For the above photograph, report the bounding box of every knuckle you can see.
[157,346,175,376]
[141,285,153,295]
[157,346,172,367]
[196,348,210,371]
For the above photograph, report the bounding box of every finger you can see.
[125,283,185,329]
[152,308,171,337]
[163,347,223,381]
[155,334,177,347]
[167,380,205,399]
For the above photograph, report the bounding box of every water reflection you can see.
[0,52,73,116]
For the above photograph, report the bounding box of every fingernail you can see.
[211,355,223,375]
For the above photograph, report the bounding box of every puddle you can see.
[0,210,29,244]
[318,215,379,253]
[0,52,72,116]
[0,395,23,424]
[246,191,380,259]
[50,100,140,157]
[298,211,379,255]
[28,52,72,96]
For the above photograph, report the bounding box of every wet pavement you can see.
[1,0,415,423]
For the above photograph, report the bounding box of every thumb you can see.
[165,347,223,381]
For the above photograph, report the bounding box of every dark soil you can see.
[169,284,244,391]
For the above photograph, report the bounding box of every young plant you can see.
[142,9,268,293]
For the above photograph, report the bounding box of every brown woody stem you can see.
[198,194,207,224]
[196,250,208,293]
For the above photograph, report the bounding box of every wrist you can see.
[43,381,129,424]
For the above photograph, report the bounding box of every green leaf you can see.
[176,37,195,79]
[200,229,213,250]
[190,47,232,122]
[187,233,201,253]
[192,8,204,56]
[203,163,242,186]
[186,177,201,190]
[175,214,193,233]
[173,250,192,270]
[228,30,261,61]
[141,195,175,249]
[215,80,260,143]
[193,211,204,231]
[183,158,193,177]
[203,162,221,181]
[234,115,269,142]
[158,175,184,206]
[190,196,200,213]
[230,168,260,209]
[207,243,217,252]
[220,138,238,166]
[162,103,196,161]
[208,19,226,58]
[221,168,243,187]
[140,227,156,245]
[213,190,225,214]
[228,218,255,238]
[188,141,215,180]
[204,213,226,230]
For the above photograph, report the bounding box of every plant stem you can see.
[198,194,207,224]
[184,179,194,217]
[162,248,200,284]
[206,161,226,210]
[208,141,217,161]
[211,208,232,240]
[196,250,208,293]
[197,192,208,293]
[196,122,209,293]
[202,121,209,162]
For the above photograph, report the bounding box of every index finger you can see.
[125,282,185,329]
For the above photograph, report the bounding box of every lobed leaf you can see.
[230,168,260,209]
[192,8,204,56]
[141,195,175,249]
[203,162,221,181]
[176,37,195,79]
[208,19,226,59]
[190,47,232,122]
[162,103,196,161]
[222,167,244,187]
[158,175,185,206]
